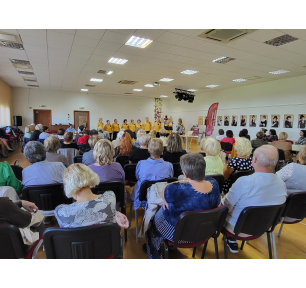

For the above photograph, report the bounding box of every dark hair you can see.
[242,128,248,134]
[42,125,48,132]
[83,129,90,135]
[114,119,117,121]
[79,125,84,132]
[180,153,206,181]
[273,116,278,120]
[64,132,74,142]
[256,131,265,139]
[90,129,98,136]
[300,115,305,120]
[218,129,224,135]
[286,116,291,120]
[123,119,127,123]
[226,130,233,137]
[261,128,267,133]
[124,129,134,139]
[270,129,277,136]
[301,130,306,137]
[106,120,110,123]
[239,129,247,137]
[57,128,65,135]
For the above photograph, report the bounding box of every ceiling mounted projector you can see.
[173,88,195,103]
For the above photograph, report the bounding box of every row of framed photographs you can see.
[217,114,306,128]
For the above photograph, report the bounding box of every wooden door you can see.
[33,109,52,130]
[74,111,90,129]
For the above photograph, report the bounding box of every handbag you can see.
[10,160,23,182]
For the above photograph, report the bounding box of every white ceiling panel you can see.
[102,31,130,44]
[93,48,116,57]
[48,47,71,57]
[76,29,106,39]
[47,30,74,44]
[23,44,48,54]
[155,52,178,61]
[134,29,166,40]
[156,32,187,45]
[21,35,47,47]
[96,41,122,51]
[146,41,173,52]
[116,45,141,55]
[168,29,201,36]
[176,37,205,49]
[71,44,95,54]
[47,40,73,51]
[18,29,46,39]
[48,29,76,35]
[70,51,91,60]
[73,35,100,48]
[107,29,137,35]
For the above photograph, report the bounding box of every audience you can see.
[131,138,173,210]
[265,129,278,142]
[129,135,150,164]
[30,124,43,141]
[61,132,79,150]
[38,126,50,140]
[221,145,287,253]
[223,137,254,194]
[44,135,69,167]
[112,130,124,149]
[145,153,220,259]
[22,141,65,186]
[239,129,250,140]
[159,128,168,147]
[54,164,116,228]
[57,128,65,140]
[133,129,146,148]
[251,131,267,149]
[216,129,225,141]
[295,130,306,145]
[220,130,235,153]
[269,132,292,161]
[163,133,187,163]
[148,129,157,139]
[0,161,21,194]
[114,132,132,158]
[200,138,223,175]
[124,129,135,142]
[77,129,90,145]
[82,135,102,166]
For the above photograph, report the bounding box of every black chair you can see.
[161,206,229,259]
[208,174,224,195]
[173,162,182,178]
[91,181,127,242]
[199,152,206,157]
[222,203,285,259]
[115,155,130,169]
[124,164,137,183]
[278,191,306,237]
[73,155,83,163]
[220,142,232,154]
[85,148,91,152]
[0,225,43,259]
[78,144,87,153]
[276,149,286,171]
[10,160,23,181]
[43,223,123,259]
[22,137,30,153]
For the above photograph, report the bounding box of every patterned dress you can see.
[222,157,254,194]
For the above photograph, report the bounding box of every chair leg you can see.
[32,239,43,259]
[192,247,196,258]
[271,231,277,259]
[129,201,132,228]
[240,240,245,250]
[267,232,273,259]
[278,223,284,237]
[161,240,169,259]
[214,237,219,259]
[135,209,139,243]
[223,235,228,259]
[201,241,208,259]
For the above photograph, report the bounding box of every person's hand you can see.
[21,200,38,213]
[162,200,169,210]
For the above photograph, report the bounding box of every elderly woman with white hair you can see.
[44,135,69,167]
[29,124,43,141]
[129,135,151,164]
[82,135,102,166]
[132,129,146,149]
[112,130,125,149]
[54,164,116,228]
[22,141,66,187]
[269,132,292,161]
[222,137,254,194]
[200,137,223,175]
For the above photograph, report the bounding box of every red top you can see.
[77,135,89,145]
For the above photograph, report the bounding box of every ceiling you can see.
[1,29,306,98]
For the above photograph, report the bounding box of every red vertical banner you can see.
[205,103,219,136]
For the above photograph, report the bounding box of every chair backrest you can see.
[43,223,122,259]
[233,204,285,240]
[278,149,285,161]
[115,155,130,169]
[199,152,206,157]
[0,225,26,259]
[282,192,306,220]
[139,177,178,202]
[172,162,182,178]
[208,174,224,195]
[171,206,229,249]
[22,184,69,210]
[230,170,254,186]
[220,142,232,153]
[22,137,30,152]
[57,148,79,165]
[73,155,83,163]
[124,164,137,183]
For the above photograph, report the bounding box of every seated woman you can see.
[77,129,90,145]
[22,141,66,187]
[61,132,79,150]
[57,128,65,140]
[231,129,251,158]
[44,135,69,167]
[220,130,235,153]
[145,153,220,259]
[39,126,50,140]
[163,133,187,163]
[82,135,102,166]
[131,138,173,210]
[29,124,43,141]
[114,132,132,158]
[0,128,14,157]
[54,164,116,228]
[129,135,150,164]
[200,137,223,175]
[251,131,267,149]
[112,130,124,149]
[265,129,278,142]
[223,137,254,194]
[148,129,157,138]
[133,129,146,148]
[0,161,22,194]
[159,128,168,147]
[216,129,225,141]
[295,130,306,145]
[24,126,32,138]
[269,132,292,161]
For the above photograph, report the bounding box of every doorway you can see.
[74,110,90,129]
[33,109,52,130]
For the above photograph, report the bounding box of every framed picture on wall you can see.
[271,114,280,128]
[249,115,257,127]
[224,116,230,126]
[217,116,222,126]
[298,114,306,128]
[259,115,268,127]
[231,116,238,126]
[284,114,293,128]
[240,115,246,126]
[198,116,203,125]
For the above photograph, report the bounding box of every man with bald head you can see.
[221,145,287,253]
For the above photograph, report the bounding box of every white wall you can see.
[170,75,306,141]
[12,88,170,130]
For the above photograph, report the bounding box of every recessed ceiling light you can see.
[212,56,236,64]
[181,70,199,75]
[133,89,143,91]
[269,70,290,75]
[144,84,154,87]
[233,78,247,82]
[159,78,174,82]
[90,78,103,82]
[81,89,88,91]
[160,95,168,98]
[108,57,128,65]
[264,34,298,46]
[188,89,198,92]
[107,71,113,75]
[125,36,153,48]
[206,84,219,88]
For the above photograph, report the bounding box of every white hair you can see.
[116,131,125,140]
[136,129,146,138]
[35,124,43,131]
[235,137,252,157]
[254,145,278,168]
[138,135,150,147]
[200,137,221,156]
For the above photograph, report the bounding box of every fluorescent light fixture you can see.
[206,85,219,88]
[188,89,198,92]
[160,95,168,97]
[108,57,128,65]
[90,78,103,82]
[107,71,113,75]
[269,70,290,75]
[144,84,154,87]
[233,78,247,82]
[125,36,153,48]
[133,89,143,91]
[212,56,236,64]
[81,89,88,91]
[181,70,198,75]
[159,78,174,82]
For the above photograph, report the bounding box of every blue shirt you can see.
[82,150,95,166]
[131,158,173,209]
[66,128,76,132]
[39,132,50,139]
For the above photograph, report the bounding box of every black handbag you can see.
[10,160,23,182]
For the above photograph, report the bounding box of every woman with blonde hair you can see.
[54,163,116,228]
[163,133,186,163]
[269,132,292,161]
[114,132,132,158]
[222,137,254,194]
[159,128,168,147]
[44,135,69,167]
[82,135,102,166]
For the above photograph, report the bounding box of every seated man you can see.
[221,145,287,253]
[66,124,76,133]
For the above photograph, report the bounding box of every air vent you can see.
[13,63,33,69]
[97,70,107,74]
[124,92,133,94]
[28,85,39,87]
[0,41,24,50]
[245,76,263,80]
[197,29,257,44]
[212,56,236,64]
[10,59,30,65]
[18,71,34,75]
[118,80,138,85]
[264,34,298,47]
[85,84,96,87]
[23,77,37,82]
[79,107,85,109]
[0,31,24,50]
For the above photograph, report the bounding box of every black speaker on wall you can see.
[13,116,22,126]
